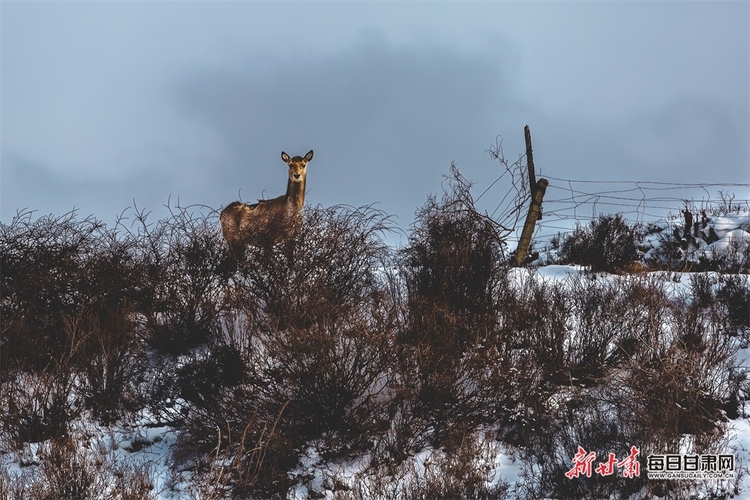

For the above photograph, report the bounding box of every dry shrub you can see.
[65,305,146,424]
[0,435,155,500]
[397,437,510,500]
[620,274,747,449]
[3,178,748,499]
[0,210,139,373]
[397,166,508,450]
[128,204,227,355]
[171,204,400,497]
[0,209,147,428]
[717,275,750,338]
[0,462,30,500]
[1,371,80,448]
[500,272,747,499]
[559,213,640,272]
[345,434,509,500]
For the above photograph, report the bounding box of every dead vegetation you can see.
[1,172,749,498]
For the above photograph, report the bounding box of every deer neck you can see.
[286,178,306,212]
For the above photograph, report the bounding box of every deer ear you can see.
[281,152,290,163]
[304,150,314,162]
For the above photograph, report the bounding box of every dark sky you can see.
[2,1,748,244]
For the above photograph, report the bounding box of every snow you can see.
[732,402,750,500]
[3,209,748,499]
[639,210,750,266]
[0,409,179,498]
[710,228,750,251]
[711,214,750,235]
[490,448,524,489]
[510,263,587,282]
[112,418,178,497]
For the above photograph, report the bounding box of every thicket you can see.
[556,213,640,273]
[1,171,749,499]
[553,201,750,273]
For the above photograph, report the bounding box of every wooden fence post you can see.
[513,125,548,267]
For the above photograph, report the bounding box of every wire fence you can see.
[476,142,750,250]
[538,179,750,249]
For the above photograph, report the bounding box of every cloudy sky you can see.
[2,1,748,243]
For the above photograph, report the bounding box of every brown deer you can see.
[220,150,313,255]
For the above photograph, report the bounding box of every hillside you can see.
[1,180,749,499]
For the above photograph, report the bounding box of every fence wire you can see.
[479,165,750,249]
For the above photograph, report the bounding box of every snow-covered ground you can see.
[642,212,750,264]
[510,264,750,500]
[2,210,748,499]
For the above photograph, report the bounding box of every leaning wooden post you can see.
[513,125,548,267]
[525,125,536,188]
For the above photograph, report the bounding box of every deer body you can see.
[221,150,313,252]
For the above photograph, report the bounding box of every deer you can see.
[220,150,313,257]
